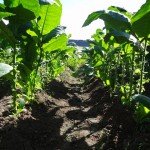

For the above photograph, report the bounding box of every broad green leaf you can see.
[108,6,127,13]
[83,10,105,27]
[132,94,150,109]
[83,10,131,31]
[42,33,68,52]
[108,6,132,18]
[131,0,150,37]
[104,11,131,30]
[5,0,40,23]
[38,0,62,35]
[42,25,65,43]
[0,63,13,77]
[0,20,16,47]
[26,30,37,37]
[109,29,131,43]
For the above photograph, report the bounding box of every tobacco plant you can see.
[0,0,71,114]
[82,1,150,123]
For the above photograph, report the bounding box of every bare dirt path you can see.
[0,69,139,150]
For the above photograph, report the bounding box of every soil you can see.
[0,68,150,150]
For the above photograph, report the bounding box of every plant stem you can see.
[129,44,135,104]
[12,46,17,112]
[139,40,147,94]
[31,46,43,100]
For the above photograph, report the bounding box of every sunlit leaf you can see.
[42,33,68,52]
[38,0,62,35]
[42,25,65,43]
[0,63,13,77]
[131,0,150,37]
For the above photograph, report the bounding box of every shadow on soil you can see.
[0,102,91,150]
[1,77,149,150]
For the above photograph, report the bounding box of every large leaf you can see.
[0,63,13,77]
[132,94,150,110]
[108,6,127,13]
[131,0,150,37]
[42,33,68,52]
[42,25,65,43]
[109,28,134,44]
[38,0,62,35]
[4,0,40,23]
[108,6,132,18]
[83,10,131,31]
[83,10,105,27]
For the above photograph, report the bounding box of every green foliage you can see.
[133,94,150,110]
[83,9,131,31]
[131,0,150,37]
[38,0,62,34]
[0,0,72,114]
[132,94,150,124]
[82,2,150,124]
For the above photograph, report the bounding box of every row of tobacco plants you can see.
[0,0,78,115]
[81,0,150,124]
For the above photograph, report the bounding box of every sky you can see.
[61,0,146,40]
[0,0,146,40]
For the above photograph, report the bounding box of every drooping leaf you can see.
[104,11,131,30]
[82,10,105,27]
[0,63,13,77]
[83,10,131,31]
[108,6,127,13]
[42,25,65,43]
[132,94,150,110]
[131,0,150,37]
[109,28,131,43]
[108,6,132,18]
[38,0,62,35]
[42,33,68,52]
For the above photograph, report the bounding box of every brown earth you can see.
[0,69,150,150]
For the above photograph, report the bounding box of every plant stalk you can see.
[12,46,17,112]
[139,39,147,94]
